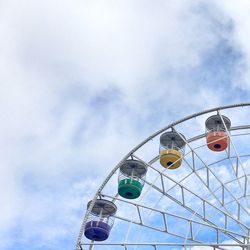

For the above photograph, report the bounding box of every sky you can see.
[1,0,250,250]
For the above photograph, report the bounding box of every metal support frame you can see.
[133,155,249,243]
[81,243,250,249]
[76,103,250,250]
[172,127,250,224]
[101,193,249,242]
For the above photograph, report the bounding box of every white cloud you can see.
[0,0,249,249]
[212,0,250,90]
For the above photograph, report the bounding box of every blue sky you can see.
[1,0,250,249]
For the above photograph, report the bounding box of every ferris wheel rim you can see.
[76,103,250,250]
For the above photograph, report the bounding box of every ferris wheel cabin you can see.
[84,199,117,241]
[159,131,186,169]
[205,115,231,152]
[118,159,147,199]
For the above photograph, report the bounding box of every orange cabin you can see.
[205,115,231,152]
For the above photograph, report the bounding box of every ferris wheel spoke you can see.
[182,155,250,223]
[218,111,250,207]
[133,154,250,234]
[114,214,203,243]
[101,193,248,244]
[137,161,249,247]
[172,127,250,221]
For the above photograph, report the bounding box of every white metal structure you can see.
[76,103,250,250]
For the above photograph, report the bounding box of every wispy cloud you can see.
[1,0,250,249]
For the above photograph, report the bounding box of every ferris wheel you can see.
[76,103,250,250]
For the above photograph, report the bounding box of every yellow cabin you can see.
[159,131,186,169]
